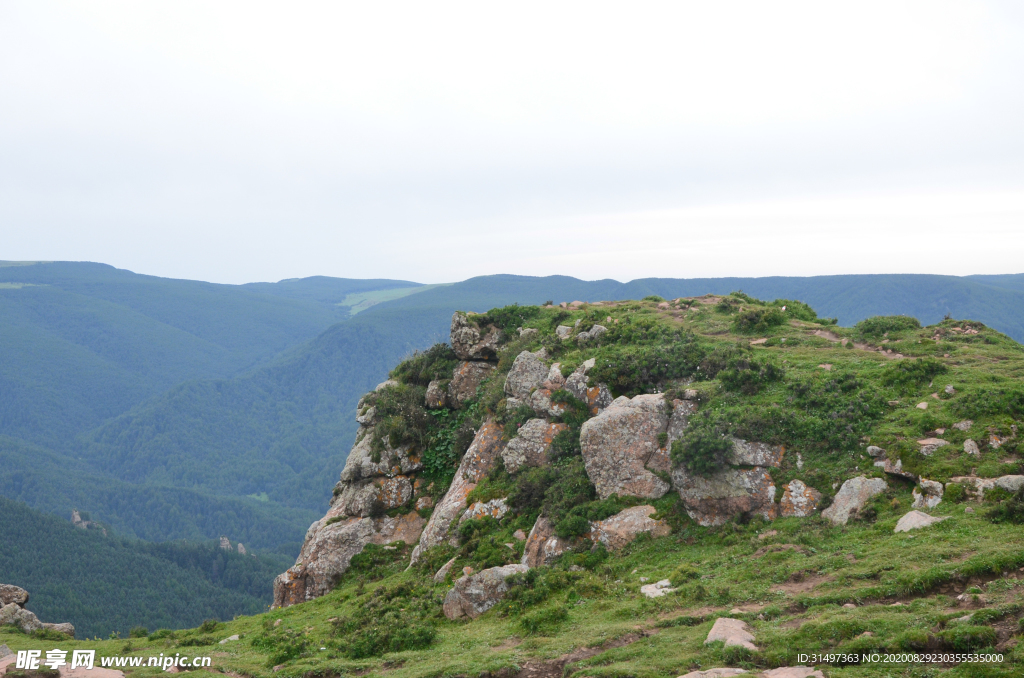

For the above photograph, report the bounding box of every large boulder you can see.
[647,399,698,473]
[821,476,888,525]
[502,419,568,473]
[912,479,944,509]
[442,564,529,620]
[409,419,506,565]
[0,585,28,607]
[0,603,42,633]
[448,361,497,407]
[504,351,550,400]
[521,516,572,568]
[780,480,822,517]
[425,380,447,409]
[41,622,75,637]
[529,388,568,418]
[580,394,671,499]
[460,498,510,523]
[672,466,778,526]
[450,313,502,360]
[272,511,425,608]
[588,505,670,550]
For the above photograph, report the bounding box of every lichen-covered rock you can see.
[425,380,447,408]
[0,585,28,607]
[504,351,549,400]
[272,511,425,607]
[580,394,671,499]
[964,439,980,456]
[543,363,565,389]
[673,466,778,526]
[355,406,376,427]
[704,617,757,651]
[409,420,506,565]
[442,564,529,620]
[0,603,42,633]
[727,439,784,467]
[948,474,1024,500]
[448,360,497,407]
[588,505,670,550]
[502,419,568,473]
[644,399,698,474]
[894,510,949,533]
[564,359,614,415]
[821,476,888,525]
[780,480,821,517]
[450,312,502,360]
[333,476,414,517]
[555,325,573,339]
[338,433,422,483]
[41,622,75,637]
[953,420,973,431]
[433,556,458,583]
[460,498,510,523]
[530,388,568,418]
[912,479,944,509]
[521,516,572,568]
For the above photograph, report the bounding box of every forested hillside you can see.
[0,497,291,638]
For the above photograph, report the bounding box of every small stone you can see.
[462,566,475,577]
[953,420,973,431]
[757,530,778,540]
[818,364,833,371]
[555,325,573,339]
[945,385,956,395]
[866,445,885,457]
[843,603,856,609]
[274,619,282,627]
[729,608,744,615]
[219,634,240,644]
[964,439,980,456]
[433,556,458,583]
[639,576,649,582]
[965,507,975,513]
[641,579,676,598]
[513,529,526,541]
[888,400,900,406]
[762,668,825,678]
[916,402,928,410]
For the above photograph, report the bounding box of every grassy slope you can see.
[0,496,292,639]
[21,295,1022,677]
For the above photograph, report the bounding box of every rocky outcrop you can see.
[646,399,698,473]
[409,419,506,565]
[0,585,28,607]
[576,324,607,345]
[780,480,821,517]
[704,617,757,651]
[451,313,502,360]
[588,505,670,550]
[912,479,943,509]
[821,476,888,525]
[0,585,72,637]
[502,419,568,473]
[874,456,916,481]
[332,475,414,518]
[673,466,778,526]
[338,432,422,484]
[448,361,497,407]
[442,564,529,620]
[894,510,948,533]
[529,388,568,418]
[521,516,572,568]
[580,394,671,499]
[504,351,550,400]
[272,511,425,608]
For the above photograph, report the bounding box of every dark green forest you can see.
[0,496,291,638]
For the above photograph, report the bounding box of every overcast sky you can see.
[2,1,1023,284]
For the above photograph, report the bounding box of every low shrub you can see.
[669,563,700,587]
[985,486,1024,524]
[671,416,733,476]
[880,357,948,390]
[389,343,459,386]
[717,356,784,395]
[733,308,786,334]
[856,315,922,338]
[128,626,149,638]
[516,606,569,635]
[331,581,441,659]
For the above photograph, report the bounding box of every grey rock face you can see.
[332,476,413,518]
[727,438,784,467]
[821,476,888,525]
[504,351,550,400]
[0,644,11,658]
[502,418,568,473]
[355,406,376,427]
[873,457,916,481]
[576,324,608,345]
[964,439,980,456]
[555,325,573,339]
[450,312,502,360]
[442,564,530,620]
[580,394,671,499]
[521,516,571,568]
[448,360,497,407]
[673,466,778,526]
[425,380,447,409]
[460,498,510,523]
[272,511,426,608]
[953,420,973,431]
[894,510,949,533]
[866,445,885,457]
[409,419,506,566]
[41,622,75,637]
[0,603,42,633]
[529,388,566,418]
[0,584,28,607]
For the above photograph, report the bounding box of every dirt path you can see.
[512,630,657,678]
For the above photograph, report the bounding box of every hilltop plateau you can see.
[9,293,1022,677]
